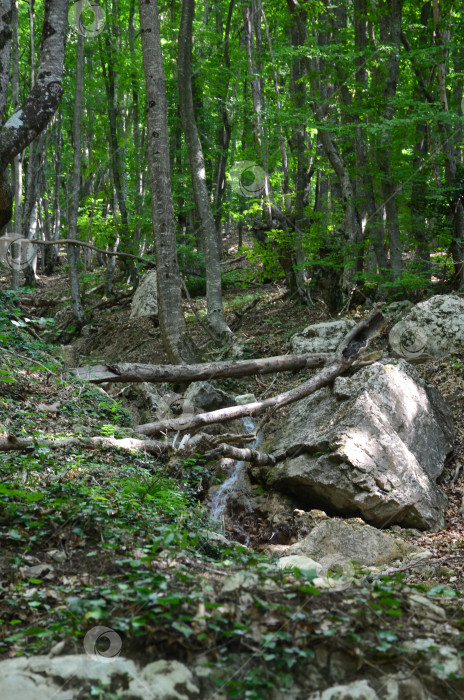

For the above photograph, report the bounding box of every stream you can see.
[209,415,262,524]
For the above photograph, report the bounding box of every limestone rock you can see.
[266,359,454,529]
[404,638,464,679]
[291,319,356,355]
[277,555,323,575]
[389,294,464,360]
[130,270,158,318]
[0,655,199,700]
[127,659,200,699]
[384,300,414,318]
[184,381,236,412]
[284,517,421,574]
[307,680,379,699]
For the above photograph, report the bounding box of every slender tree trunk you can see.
[138,0,196,363]
[371,0,403,281]
[353,0,389,275]
[0,0,12,123]
[178,0,233,342]
[22,132,45,286]
[44,111,62,274]
[99,29,133,282]
[0,0,69,231]
[287,0,363,297]
[212,0,235,244]
[67,31,86,328]
[10,0,21,287]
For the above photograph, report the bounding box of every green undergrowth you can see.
[1,290,464,698]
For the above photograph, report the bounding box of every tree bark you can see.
[67,30,86,327]
[0,0,12,122]
[75,352,331,384]
[178,0,233,341]
[0,0,68,231]
[287,0,363,296]
[138,0,197,363]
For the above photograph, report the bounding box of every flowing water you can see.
[209,415,261,524]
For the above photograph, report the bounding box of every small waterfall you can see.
[209,415,261,524]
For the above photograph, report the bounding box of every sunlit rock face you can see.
[266,359,454,530]
[291,318,356,355]
[130,269,158,319]
[389,294,464,361]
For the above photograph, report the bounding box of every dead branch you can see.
[74,352,330,384]
[207,443,276,466]
[134,306,386,436]
[220,254,247,266]
[14,238,150,264]
[0,435,166,456]
[230,296,261,331]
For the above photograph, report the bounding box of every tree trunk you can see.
[75,351,331,384]
[371,0,403,281]
[287,0,363,297]
[138,0,196,363]
[67,31,86,328]
[178,0,233,342]
[0,0,69,231]
[0,0,12,123]
[44,111,62,274]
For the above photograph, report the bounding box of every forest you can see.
[1,0,464,698]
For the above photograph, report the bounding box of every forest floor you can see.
[1,256,464,698]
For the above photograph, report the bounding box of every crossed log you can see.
[76,306,387,439]
[4,307,386,464]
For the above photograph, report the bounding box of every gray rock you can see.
[130,270,158,318]
[389,294,464,360]
[128,659,200,699]
[184,381,236,412]
[266,359,454,529]
[381,675,431,700]
[291,319,356,355]
[277,555,323,575]
[384,300,414,318]
[234,393,256,405]
[307,680,379,699]
[284,517,422,574]
[46,549,66,563]
[21,563,55,580]
[408,594,447,621]
[0,655,199,700]
[404,639,464,679]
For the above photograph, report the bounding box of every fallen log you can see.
[0,435,167,455]
[73,352,331,384]
[135,306,386,436]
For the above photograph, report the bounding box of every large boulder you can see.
[284,516,424,574]
[291,319,356,355]
[389,294,464,360]
[266,359,454,530]
[0,655,200,700]
[184,381,236,412]
[130,270,158,319]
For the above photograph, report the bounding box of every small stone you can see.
[22,564,55,580]
[277,555,323,576]
[47,550,66,563]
